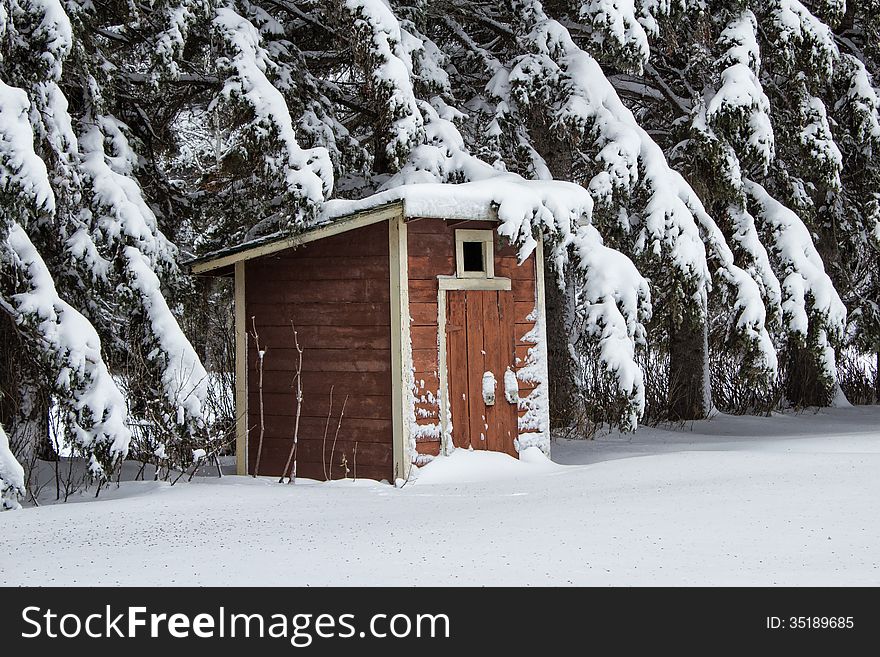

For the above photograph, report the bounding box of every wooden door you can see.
[446,289,518,456]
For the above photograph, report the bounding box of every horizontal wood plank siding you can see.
[245,221,393,480]
[250,256,391,281]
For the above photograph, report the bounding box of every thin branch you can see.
[328,394,349,481]
[121,71,222,86]
[322,385,334,481]
[643,64,692,116]
[250,316,267,478]
[281,321,304,483]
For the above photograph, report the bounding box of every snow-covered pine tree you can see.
[212,4,335,231]
[427,0,776,423]
[152,1,363,251]
[0,0,218,505]
[829,12,880,404]
[371,1,657,431]
[632,0,879,407]
[0,61,131,482]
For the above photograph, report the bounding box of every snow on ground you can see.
[412,446,562,485]
[2,406,879,586]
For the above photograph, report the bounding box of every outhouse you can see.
[190,194,550,482]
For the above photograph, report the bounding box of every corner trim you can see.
[234,261,248,475]
[437,285,450,455]
[389,212,412,481]
[534,236,552,453]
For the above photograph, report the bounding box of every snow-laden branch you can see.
[798,95,842,190]
[707,10,774,171]
[0,422,25,510]
[765,0,839,78]
[214,6,333,220]
[745,179,847,382]
[79,118,178,273]
[153,3,196,80]
[635,0,672,37]
[577,0,650,73]
[1,224,131,478]
[0,80,55,215]
[0,1,81,191]
[79,116,209,431]
[835,54,880,151]
[485,67,552,179]
[123,247,209,428]
[337,0,425,171]
[509,4,713,304]
[17,0,72,80]
[687,195,778,377]
[726,204,784,326]
[571,224,651,429]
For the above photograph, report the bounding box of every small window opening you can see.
[462,241,485,273]
[455,229,494,279]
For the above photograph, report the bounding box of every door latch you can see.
[482,371,496,406]
[504,367,519,404]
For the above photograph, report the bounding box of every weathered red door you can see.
[446,289,518,456]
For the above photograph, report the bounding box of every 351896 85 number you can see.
[766,616,854,629]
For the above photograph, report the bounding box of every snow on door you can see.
[446,289,518,456]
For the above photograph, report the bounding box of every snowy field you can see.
[2,406,879,587]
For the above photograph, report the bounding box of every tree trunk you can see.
[876,349,880,404]
[14,385,53,462]
[785,342,832,408]
[0,312,19,432]
[528,118,585,430]
[544,266,579,429]
[839,0,856,32]
[667,313,710,420]
[0,313,55,466]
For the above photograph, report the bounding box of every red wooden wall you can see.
[407,218,539,461]
[244,221,393,481]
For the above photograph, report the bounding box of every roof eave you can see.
[187,200,405,275]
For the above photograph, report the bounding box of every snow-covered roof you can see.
[188,184,500,274]
[323,182,498,223]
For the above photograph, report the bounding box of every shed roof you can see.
[187,184,500,275]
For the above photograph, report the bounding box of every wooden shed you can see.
[190,197,550,482]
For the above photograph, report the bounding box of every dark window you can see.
[462,241,484,272]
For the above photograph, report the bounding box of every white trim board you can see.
[438,276,511,291]
[234,261,248,476]
[534,236,552,453]
[191,202,404,274]
[389,212,412,482]
[437,283,451,455]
